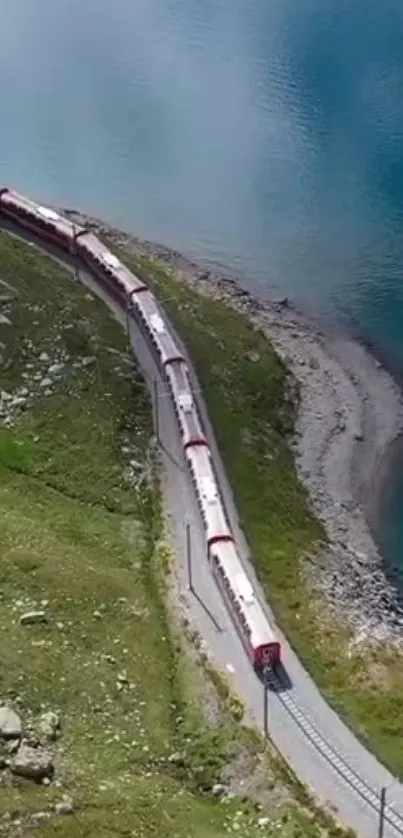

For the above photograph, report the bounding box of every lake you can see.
[2,0,403,574]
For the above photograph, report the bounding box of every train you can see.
[0,186,281,674]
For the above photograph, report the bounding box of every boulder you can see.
[0,707,22,740]
[11,744,54,781]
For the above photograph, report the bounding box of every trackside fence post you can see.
[378,786,386,838]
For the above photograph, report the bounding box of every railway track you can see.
[265,668,403,835]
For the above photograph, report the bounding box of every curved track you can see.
[2,217,403,838]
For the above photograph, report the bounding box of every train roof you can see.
[166,365,206,444]
[2,189,77,236]
[134,292,184,364]
[186,445,232,539]
[213,541,277,647]
[166,361,190,391]
[78,232,146,294]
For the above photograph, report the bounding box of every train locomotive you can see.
[0,186,281,673]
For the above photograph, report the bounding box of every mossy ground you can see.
[0,231,344,838]
[101,232,403,779]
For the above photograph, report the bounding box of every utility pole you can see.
[378,786,386,838]
[186,521,193,591]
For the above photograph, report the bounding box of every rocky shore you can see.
[63,208,403,647]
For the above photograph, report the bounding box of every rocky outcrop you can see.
[0,704,61,787]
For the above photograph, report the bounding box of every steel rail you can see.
[267,669,403,834]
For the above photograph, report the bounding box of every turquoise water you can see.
[2,0,403,568]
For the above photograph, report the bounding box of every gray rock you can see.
[39,352,49,362]
[39,378,53,389]
[81,356,95,367]
[11,744,54,781]
[55,800,74,816]
[32,812,51,823]
[11,396,27,408]
[48,363,65,376]
[212,783,226,796]
[38,711,60,742]
[19,611,48,626]
[0,707,22,740]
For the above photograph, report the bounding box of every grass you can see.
[100,232,403,779]
[0,230,347,838]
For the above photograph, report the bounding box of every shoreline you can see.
[63,207,403,646]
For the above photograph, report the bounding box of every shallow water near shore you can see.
[2,0,403,583]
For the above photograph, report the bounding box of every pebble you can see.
[20,611,48,626]
[258,817,270,827]
[55,800,74,816]
[48,363,65,375]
